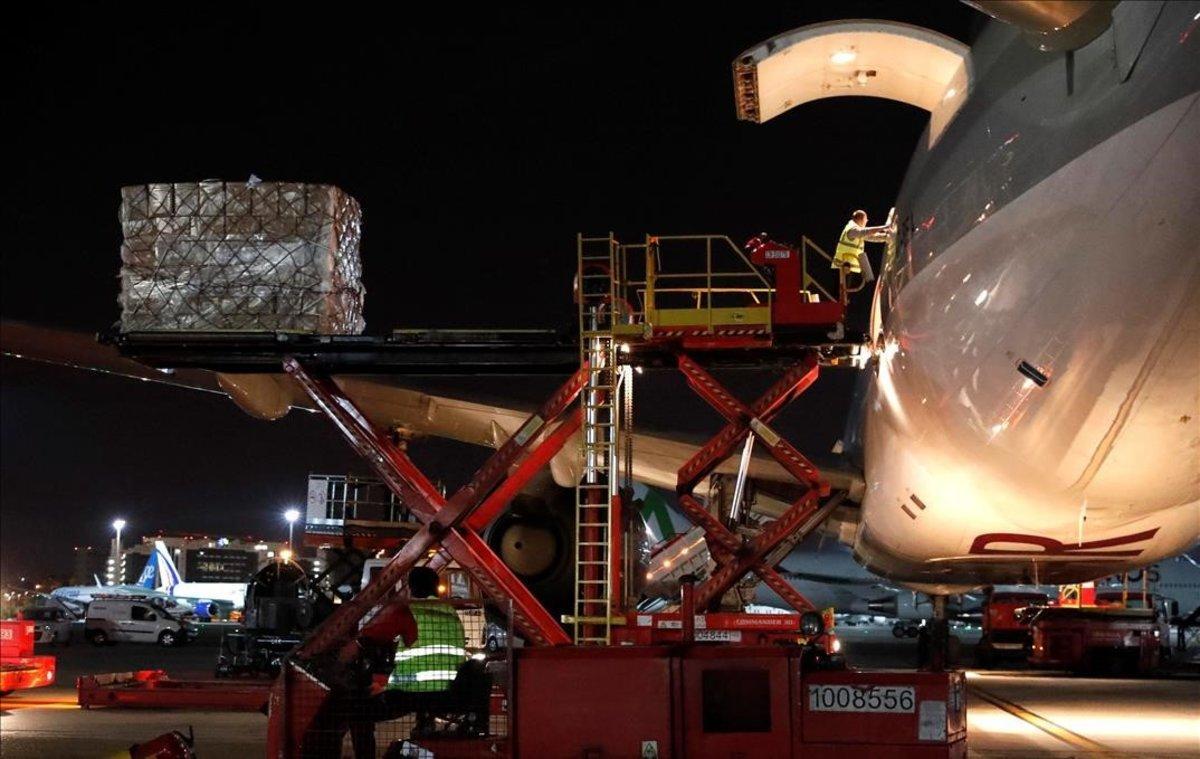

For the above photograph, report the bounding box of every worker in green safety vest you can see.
[386,569,467,692]
[832,209,895,284]
[304,567,491,758]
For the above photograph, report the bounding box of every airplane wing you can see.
[1,320,225,396]
[2,320,865,504]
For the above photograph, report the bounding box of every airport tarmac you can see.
[1,626,1196,757]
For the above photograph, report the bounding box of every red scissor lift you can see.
[262,233,965,757]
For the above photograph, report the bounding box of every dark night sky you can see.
[2,3,977,579]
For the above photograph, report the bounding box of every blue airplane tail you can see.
[135,556,156,589]
[153,540,183,592]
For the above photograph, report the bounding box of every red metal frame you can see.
[670,351,830,612]
[612,610,812,646]
[268,359,587,756]
[284,358,581,654]
[745,234,846,327]
[77,670,270,711]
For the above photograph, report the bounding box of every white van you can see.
[85,597,198,647]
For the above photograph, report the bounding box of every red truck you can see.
[0,620,57,696]
[1026,605,1162,674]
[975,591,1049,668]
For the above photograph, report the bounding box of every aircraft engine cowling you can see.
[484,478,575,618]
[216,373,292,420]
[868,592,930,621]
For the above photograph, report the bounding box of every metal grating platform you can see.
[103,328,867,374]
[103,329,580,375]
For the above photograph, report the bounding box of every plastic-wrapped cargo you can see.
[118,180,366,333]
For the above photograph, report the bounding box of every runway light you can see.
[830,49,857,65]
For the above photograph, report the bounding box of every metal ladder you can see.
[574,233,620,644]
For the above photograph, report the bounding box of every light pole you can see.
[112,518,126,555]
[111,518,126,585]
[284,508,300,551]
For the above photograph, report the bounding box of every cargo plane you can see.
[4,1,1199,614]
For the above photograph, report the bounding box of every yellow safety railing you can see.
[598,233,848,337]
[615,235,774,334]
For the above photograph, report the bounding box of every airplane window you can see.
[701,669,772,733]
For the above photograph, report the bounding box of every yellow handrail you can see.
[607,232,843,333]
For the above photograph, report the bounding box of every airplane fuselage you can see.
[857,3,1200,592]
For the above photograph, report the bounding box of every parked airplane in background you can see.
[1096,550,1200,620]
[150,540,247,613]
[50,559,163,609]
[49,549,239,619]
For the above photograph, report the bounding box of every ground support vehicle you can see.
[85,596,199,647]
[1028,606,1162,674]
[0,620,56,696]
[975,591,1049,668]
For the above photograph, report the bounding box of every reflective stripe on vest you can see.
[832,221,864,272]
[388,601,466,692]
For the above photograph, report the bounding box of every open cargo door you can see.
[733,20,972,148]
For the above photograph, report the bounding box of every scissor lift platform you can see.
[92,230,927,758]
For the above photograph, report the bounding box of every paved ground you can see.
[2,624,1196,757]
[0,630,264,757]
[965,670,1199,757]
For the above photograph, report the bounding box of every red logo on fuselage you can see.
[968,528,1159,558]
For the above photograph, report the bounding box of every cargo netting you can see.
[118,180,365,333]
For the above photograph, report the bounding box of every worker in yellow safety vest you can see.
[386,569,467,692]
[308,566,491,757]
[832,209,895,284]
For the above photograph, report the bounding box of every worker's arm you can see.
[335,603,419,664]
[845,224,894,243]
[847,208,897,243]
